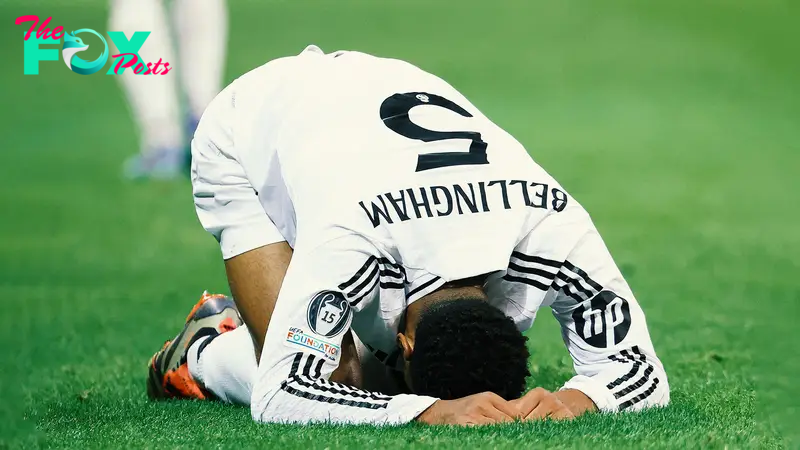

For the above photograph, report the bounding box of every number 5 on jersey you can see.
[379,92,489,172]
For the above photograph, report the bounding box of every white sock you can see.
[109,0,183,153]
[171,0,228,122]
[187,325,257,405]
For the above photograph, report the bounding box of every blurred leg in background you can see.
[173,0,228,135]
[109,0,228,179]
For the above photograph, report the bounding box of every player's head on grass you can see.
[397,281,530,400]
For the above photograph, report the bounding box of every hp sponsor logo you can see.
[572,290,631,348]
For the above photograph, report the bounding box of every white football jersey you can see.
[192,45,669,425]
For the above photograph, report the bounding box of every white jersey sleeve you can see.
[250,233,437,425]
[547,228,670,412]
[191,82,285,259]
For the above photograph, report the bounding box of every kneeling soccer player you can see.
[148,45,670,426]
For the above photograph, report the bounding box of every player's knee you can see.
[249,402,263,423]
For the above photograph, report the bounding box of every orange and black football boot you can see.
[147,292,242,400]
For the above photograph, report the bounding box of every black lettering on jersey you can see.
[406,187,433,219]
[359,196,394,227]
[477,181,490,212]
[379,92,489,172]
[529,182,548,209]
[488,180,511,209]
[453,183,479,214]
[510,180,532,207]
[431,185,454,217]
[359,180,569,227]
[572,290,631,348]
[551,187,568,212]
[384,190,411,222]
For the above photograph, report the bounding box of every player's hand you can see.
[510,387,576,421]
[415,392,518,426]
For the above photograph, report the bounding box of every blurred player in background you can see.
[109,0,228,179]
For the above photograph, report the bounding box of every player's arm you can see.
[251,233,517,425]
[250,234,439,425]
[548,229,670,414]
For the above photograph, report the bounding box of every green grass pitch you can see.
[1,0,798,448]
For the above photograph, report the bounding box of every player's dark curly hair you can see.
[408,298,531,400]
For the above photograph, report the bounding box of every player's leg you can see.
[148,241,291,402]
[192,237,362,402]
[187,241,291,404]
[188,322,364,405]
[223,242,292,360]
[170,0,228,134]
[188,324,256,404]
[147,291,242,400]
[109,0,184,179]
[148,239,361,403]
